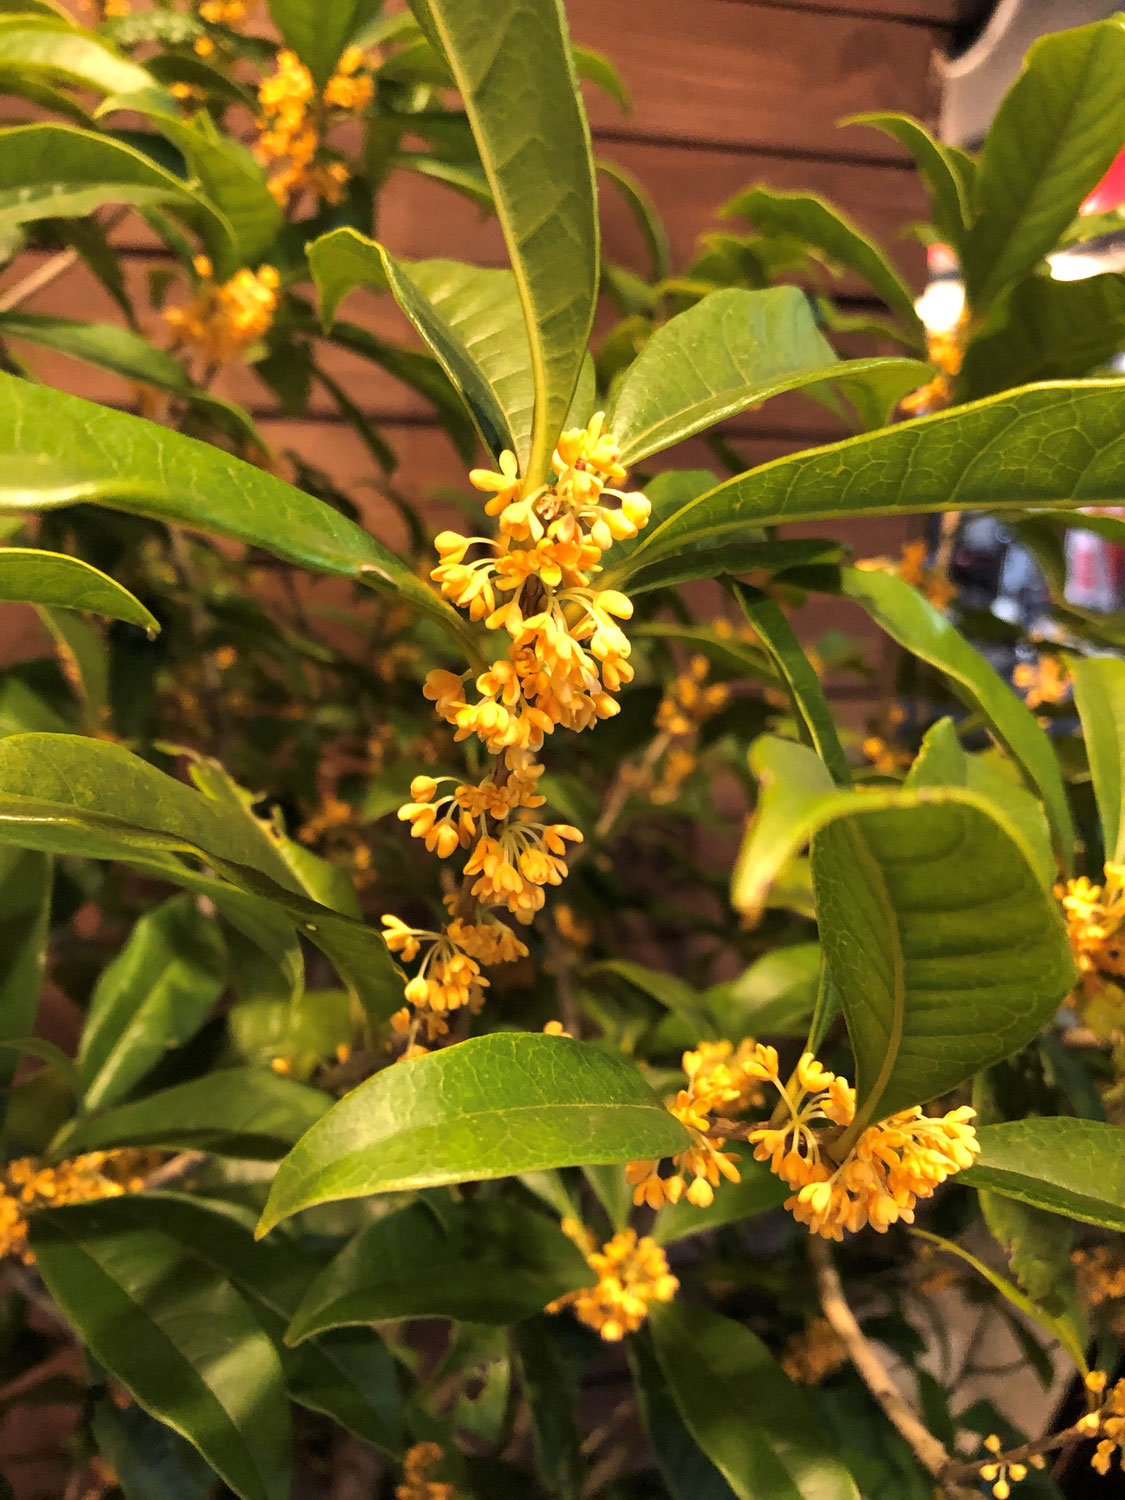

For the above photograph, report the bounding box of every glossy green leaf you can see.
[980,1187,1075,1306]
[706,943,822,1042]
[654,1145,790,1244]
[1070,653,1125,862]
[77,894,226,1111]
[286,1200,589,1341]
[0,21,157,96]
[31,1199,292,1500]
[54,1066,329,1159]
[962,1118,1125,1232]
[843,112,967,249]
[959,273,1125,401]
[259,1034,691,1233]
[630,1330,739,1500]
[121,105,282,265]
[605,285,926,464]
[617,382,1125,594]
[101,1192,405,1456]
[0,372,476,655]
[836,565,1074,861]
[573,43,630,112]
[734,737,1075,1124]
[908,723,1053,887]
[596,158,670,281]
[0,546,158,630]
[963,18,1125,310]
[811,790,1074,1132]
[0,312,190,392]
[0,124,232,261]
[649,1301,860,1500]
[409,0,598,485]
[0,848,51,1095]
[724,185,922,339]
[267,0,372,86]
[734,584,850,785]
[310,230,531,463]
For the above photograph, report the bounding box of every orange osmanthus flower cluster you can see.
[163,256,280,365]
[627,1039,770,1208]
[0,1151,153,1263]
[547,1221,678,1341]
[1058,864,1125,992]
[1086,1371,1125,1478]
[630,1042,979,1239]
[396,1441,455,1500]
[383,415,650,1049]
[255,45,374,207]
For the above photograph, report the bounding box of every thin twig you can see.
[808,1237,954,1482]
[940,1419,1097,1485]
[143,1150,207,1190]
[0,248,78,314]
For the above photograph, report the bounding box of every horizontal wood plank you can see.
[722,0,963,21]
[569,0,942,157]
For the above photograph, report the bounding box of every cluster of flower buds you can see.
[384,414,650,1052]
[547,1221,678,1342]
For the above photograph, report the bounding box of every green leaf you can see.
[959,273,1125,400]
[0,737,396,1026]
[616,382,1125,596]
[963,18,1125,310]
[596,158,670,281]
[811,792,1074,1132]
[654,1145,790,1245]
[31,1199,292,1500]
[605,285,926,464]
[1070,653,1125,862]
[908,728,1054,888]
[649,1301,860,1500]
[0,372,476,656]
[724,186,922,340]
[258,1033,691,1233]
[911,1226,1087,1374]
[285,1199,589,1341]
[734,584,850,786]
[0,546,159,630]
[310,230,531,463]
[573,43,630,112]
[54,1066,329,1159]
[120,106,282,265]
[40,605,107,729]
[0,311,189,393]
[90,1396,216,1500]
[962,1118,1125,1232]
[267,0,372,87]
[409,0,598,485]
[512,1317,586,1500]
[630,1330,739,1500]
[77,894,226,1111]
[96,1192,405,1456]
[836,566,1073,862]
[0,20,158,97]
[707,943,822,1041]
[843,113,967,249]
[733,737,1075,1123]
[0,124,233,263]
[0,848,51,1095]
[979,1188,1074,1306]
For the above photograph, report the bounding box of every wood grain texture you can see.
[725,0,964,21]
[569,0,943,157]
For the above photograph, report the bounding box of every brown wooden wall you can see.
[1,0,964,674]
